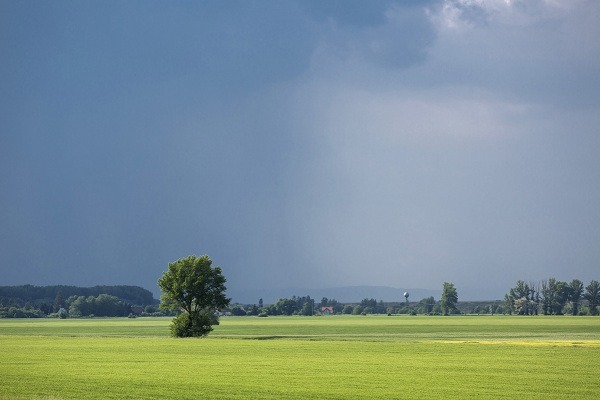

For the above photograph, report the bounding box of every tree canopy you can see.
[584,280,600,316]
[157,255,230,337]
[440,282,458,316]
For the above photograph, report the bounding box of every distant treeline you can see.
[229,296,459,317]
[228,278,599,317]
[0,285,157,307]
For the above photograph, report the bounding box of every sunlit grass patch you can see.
[1,316,599,399]
[434,339,600,347]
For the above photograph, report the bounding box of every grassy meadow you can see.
[1,316,599,399]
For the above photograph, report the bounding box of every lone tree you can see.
[158,255,230,337]
[440,282,458,316]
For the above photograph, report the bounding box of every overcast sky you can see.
[2,0,599,301]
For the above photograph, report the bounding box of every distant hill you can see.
[0,285,158,306]
[230,286,441,305]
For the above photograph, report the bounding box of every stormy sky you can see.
[2,0,599,301]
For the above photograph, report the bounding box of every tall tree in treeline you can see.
[440,282,458,316]
[584,280,600,316]
[569,279,584,316]
[508,280,538,315]
[552,280,569,314]
[53,291,64,313]
[417,296,435,314]
[540,279,551,315]
[540,278,569,315]
[503,293,514,315]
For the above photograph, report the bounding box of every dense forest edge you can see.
[0,285,158,318]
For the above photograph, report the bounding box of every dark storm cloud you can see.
[281,0,600,299]
[2,1,599,301]
[0,0,318,290]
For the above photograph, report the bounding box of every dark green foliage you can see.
[275,298,298,315]
[169,312,215,338]
[360,298,377,309]
[504,277,596,316]
[0,307,43,318]
[584,280,600,315]
[0,285,156,308]
[261,295,316,316]
[503,293,513,315]
[356,299,386,314]
[67,294,131,317]
[53,291,64,313]
[144,305,156,314]
[507,280,538,315]
[0,285,149,318]
[158,255,230,338]
[441,282,458,316]
[301,301,314,316]
[540,278,569,315]
[417,297,436,314]
[230,305,247,316]
[569,279,584,316]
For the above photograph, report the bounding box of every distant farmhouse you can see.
[321,306,334,315]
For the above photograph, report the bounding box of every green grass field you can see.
[1,316,599,399]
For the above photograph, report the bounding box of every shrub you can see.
[170,313,214,338]
[9,308,26,318]
[230,306,247,316]
[144,305,156,314]
[352,305,363,315]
